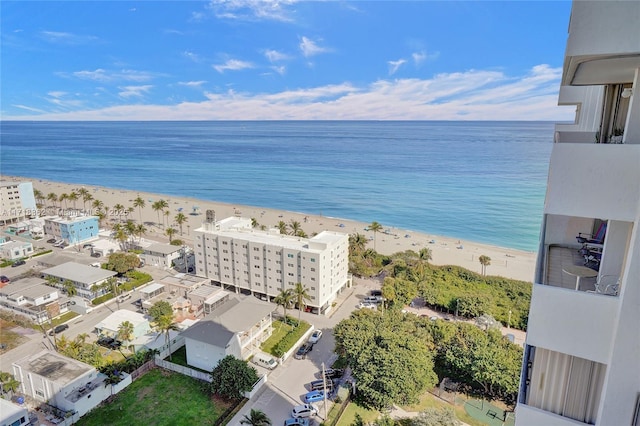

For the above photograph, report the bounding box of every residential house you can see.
[0,398,29,426]
[12,350,130,419]
[0,277,62,324]
[180,297,274,371]
[0,240,34,260]
[140,242,183,269]
[94,310,151,342]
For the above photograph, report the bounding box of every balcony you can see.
[517,347,605,426]
[537,214,630,295]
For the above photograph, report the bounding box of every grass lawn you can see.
[77,369,231,426]
[335,401,380,425]
[0,319,26,352]
[401,391,488,426]
[260,320,290,355]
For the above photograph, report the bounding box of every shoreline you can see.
[2,175,536,282]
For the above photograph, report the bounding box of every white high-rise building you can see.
[516,2,640,426]
[193,213,350,315]
[0,181,36,225]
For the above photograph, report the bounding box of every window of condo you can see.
[288,273,294,276]
[311,258,316,262]
[254,265,260,269]
[288,254,294,258]
[311,287,315,290]
[254,247,260,251]
[288,263,293,267]
[223,249,228,253]
[311,278,316,281]
[310,268,315,272]
[254,256,259,260]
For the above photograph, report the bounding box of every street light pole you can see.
[455,299,459,320]
[508,310,512,329]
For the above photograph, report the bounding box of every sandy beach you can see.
[3,175,536,282]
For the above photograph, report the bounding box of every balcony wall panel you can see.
[545,144,640,221]
[515,404,591,426]
[527,285,618,364]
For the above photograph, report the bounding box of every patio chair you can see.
[576,222,607,245]
[587,274,620,296]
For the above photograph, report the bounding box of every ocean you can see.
[0,121,553,252]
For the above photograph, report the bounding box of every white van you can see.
[252,352,278,370]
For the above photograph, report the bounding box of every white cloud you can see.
[40,30,97,45]
[118,85,153,98]
[66,69,157,83]
[183,51,202,62]
[213,59,254,73]
[388,59,406,76]
[207,0,298,22]
[4,65,574,121]
[178,81,207,88]
[299,36,330,58]
[47,91,67,98]
[264,49,289,62]
[270,66,286,75]
[412,51,426,65]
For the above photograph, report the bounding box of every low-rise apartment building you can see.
[44,215,99,245]
[41,261,117,299]
[194,214,350,315]
[0,181,36,226]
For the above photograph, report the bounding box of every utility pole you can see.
[322,362,328,420]
[508,310,512,329]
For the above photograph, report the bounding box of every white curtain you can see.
[527,347,605,424]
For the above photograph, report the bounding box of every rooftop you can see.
[45,215,99,224]
[144,243,182,255]
[195,217,347,252]
[96,310,149,332]
[13,350,94,385]
[159,273,208,289]
[180,297,274,347]
[42,262,117,284]
[0,278,56,300]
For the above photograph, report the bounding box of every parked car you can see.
[309,379,334,392]
[291,404,318,419]
[370,290,383,298]
[304,390,326,404]
[48,324,69,335]
[358,302,376,310]
[323,368,344,379]
[97,336,122,350]
[46,238,57,243]
[295,343,313,359]
[90,252,102,258]
[0,275,9,283]
[363,295,381,304]
[117,293,132,303]
[308,330,323,344]
[82,243,94,248]
[11,259,26,267]
[284,418,309,426]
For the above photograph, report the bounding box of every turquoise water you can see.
[0,121,553,251]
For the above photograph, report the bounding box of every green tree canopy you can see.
[148,300,173,324]
[106,252,140,274]
[412,407,461,426]
[240,408,272,425]
[209,355,259,400]
[334,310,437,410]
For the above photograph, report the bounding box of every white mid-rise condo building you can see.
[516,2,640,426]
[194,212,350,315]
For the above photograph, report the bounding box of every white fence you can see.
[243,374,268,399]
[154,358,213,382]
[280,325,316,363]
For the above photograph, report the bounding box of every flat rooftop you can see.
[145,243,182,255]
[42,262,117,284]
[13,350,93,385]
[159,273,208,289]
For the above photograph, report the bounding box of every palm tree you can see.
[240,409,272,426]
[135,223,147,243]
[113,203,125,222]
[349,233,367,257]
[479,255,491,276]
[175,213,187,235]
[92,198,104,211]
[47,192,58,208]
[107,277,121,309]
[152,201,163,226]
[133,196,146,223]
[288,220,302,236]
[153,315,180,360]
[77,188,92,212]
[277,221,287,235]
[274,289,294,328]
[368,221,383,251]
[292,282,312,321]
[117,321,134,347]
[59,193,69,209]
[33,189,44,208]
[165,227,177,244]
[113,224,128,251]
[63,279,77,297]
[251,217,259,228]
[68,191,79,210]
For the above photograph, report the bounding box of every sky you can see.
[1,1,576,121]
